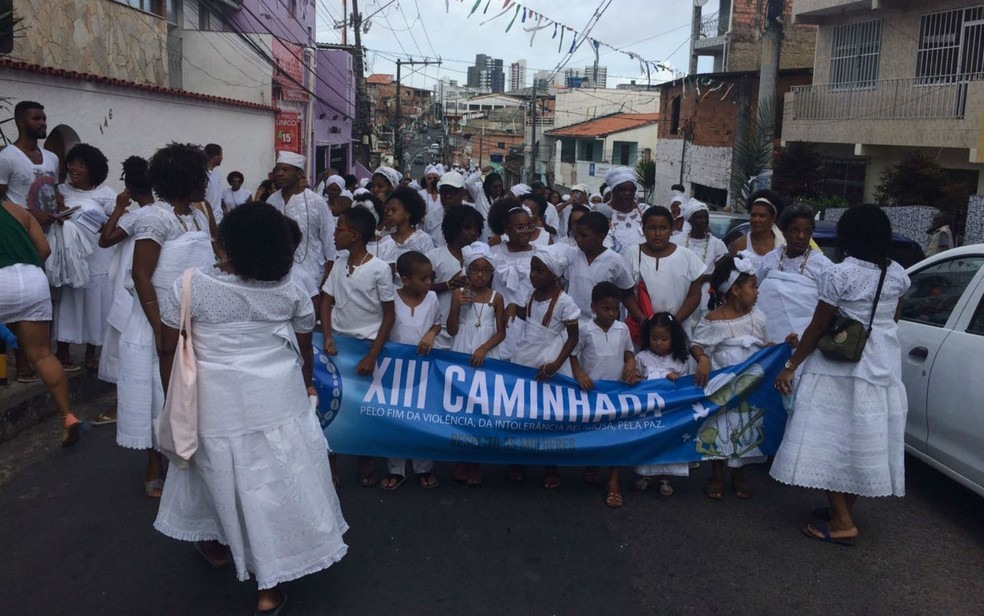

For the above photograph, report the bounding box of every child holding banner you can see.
[568,282,638,507]
[322,206,396,488]
[633,313,693,500]
[382,251,442,490]
[426,205,484,350]
[447,242,507,486]
[508,243,580,489]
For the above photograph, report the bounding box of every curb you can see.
[0,372,113,444]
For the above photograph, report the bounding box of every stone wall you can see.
[824,198,984,248]
[14,0,168,86]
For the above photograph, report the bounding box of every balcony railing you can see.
[698,12,725,39]
[791,76,972,121]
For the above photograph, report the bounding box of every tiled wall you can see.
[825,198,984,249]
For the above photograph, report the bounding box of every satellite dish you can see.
[695,0,710,5]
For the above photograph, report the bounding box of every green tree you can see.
[729,98,775,211]
[874,151,946,207]
[635,158,655,203]
[772,141,824,199]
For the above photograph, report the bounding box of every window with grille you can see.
[829,20,882,89]
[917,6,984,83]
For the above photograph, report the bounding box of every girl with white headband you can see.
[690,254,797,500]
[729,189,786,267]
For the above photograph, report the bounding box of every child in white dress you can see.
[489,204,536,361]
[508,243,581,489]
[321,207,396,488]
[384,186,435,260]
[447,242,507,486]
[568,282,638,508]
[383,251,442,490]
[564,211,640,325]
[633,312,693,498]
[691,254,796,500]
[426,205,484,349]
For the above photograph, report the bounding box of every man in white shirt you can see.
[0,101,60,226]
[204,143,224,223]
[265,151,336,312]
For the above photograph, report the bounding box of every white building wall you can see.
[553,89,659,129]
[181,32,274,106]
[1,70,275,195]
[654,140,732,203]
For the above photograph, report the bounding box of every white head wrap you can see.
[561,194,571,202]
[669,190,686,205]
[533,243,573,278]
[589,193,603,203]
[717,252,758,295]
[354,200,379,224]
[510,183,532,198]
[359,177,371,188]
[424,164,444,178]
[276,151,306,169]
[605,166,636,190]
[602,186,612,197]
[353,187,371,197]
[325,175,345,190]
[373,166,402,188]
[338,190,353,201]
[462,241,495,269]
[408,180,421,190]
[683,198,709,222]
[571,184,589,196]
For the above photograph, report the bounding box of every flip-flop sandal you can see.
[91,412,117,426]
[60,362,82,373]
[358,466,379,487]
[732,479,752,499]
[380,473,406,491]
[583,467,603,486]
[633,476,655,491]
[465,465,483,486]
[801,523,856,547]
[194,541,232,569]
[811,506,832,521]
[506,465,526,483]
[144,478,164,498]
[16,373,39,384]
[605,490,624,509]
[61,414,82,448]
[705,479,725,500]
[255,592,288,616]
[658,479,674,497]
[451,462,468,482]
[543,469,561,490]
[416,472,440,489]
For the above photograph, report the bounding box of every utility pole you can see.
[350,0,371,167]
[529,80,537,184]
[755,0,784,182]
[394,58,441,170]
[689,2,702,75]
[341,0,347,45]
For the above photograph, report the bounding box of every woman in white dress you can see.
[729,189,786,268]
[772,206,911,547]
[756,204,833,344]
[155,203,347,614]
[118,143,216,498]
[53,144,117,372]
[220,171,251,213]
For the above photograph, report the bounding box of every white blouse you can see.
[322,254,396,340]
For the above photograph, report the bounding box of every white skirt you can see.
[115,296,163,450]
[770,372,908,497]
[154,405,348,589]
[0,264,52,323]
[54,272,112,345]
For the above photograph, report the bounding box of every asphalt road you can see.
[1,392,983,615]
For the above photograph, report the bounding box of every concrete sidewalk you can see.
[0,346,112,444]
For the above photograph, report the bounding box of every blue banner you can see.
[313,334,791,466]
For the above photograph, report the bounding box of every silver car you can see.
[899,244,984,498]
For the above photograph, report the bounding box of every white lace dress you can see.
[634,350,693,477]
[691,309,771,468]
[771,258,911,497]
[154,267,348,588]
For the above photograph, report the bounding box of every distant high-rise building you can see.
[583,65,608,88]
[509,60,527,91]
[466,54,505,93]
[532,70,554,90]
[564,68,585,89]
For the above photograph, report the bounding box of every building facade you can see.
[467,54,505,93]
[509,60,527,91]
[783,0,984,201]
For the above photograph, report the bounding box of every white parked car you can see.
[899,244,984,497]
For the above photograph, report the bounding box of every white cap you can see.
[438,171,465,189]
[276,151,306,169]
[571,184,589,195]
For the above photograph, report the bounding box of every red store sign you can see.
[275,112,302,154]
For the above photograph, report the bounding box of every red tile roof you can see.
[546,113,661,138]
[0,59,276,112]
[367,74,394,85]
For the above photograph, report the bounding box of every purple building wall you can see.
[229,0,315,46]
[313,48,356,175]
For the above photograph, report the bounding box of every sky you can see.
[314,0,722,91]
